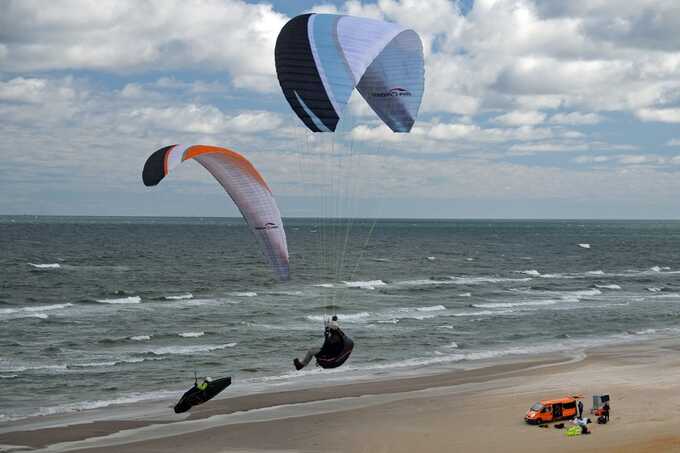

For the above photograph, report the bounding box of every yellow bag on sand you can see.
[566,426,582,437]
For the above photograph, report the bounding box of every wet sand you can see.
[3,338,680,452]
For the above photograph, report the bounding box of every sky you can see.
[1,0,679,219]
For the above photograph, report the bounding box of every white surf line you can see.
[34,392,414,452]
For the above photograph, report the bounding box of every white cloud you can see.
[0,0,288,92]
[549,112,603,125]
[0,77,75,104]
[573,153,679,166]
[349,121,558,150]
[573,155,611,164]
[493,110,546,126]
[511,141,636,156]
[636,108,680,123]
[128,105,283,135]
[1,0,679,217]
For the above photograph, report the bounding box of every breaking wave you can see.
[178,331,205,338]
[28,263,61,269]
[142,343,237,356]
[96,296,141,304]
[164,294,193,300]
[343,280,387,290]
[595,284,621,290]
[471,300,557,309]
[306,312,370,323]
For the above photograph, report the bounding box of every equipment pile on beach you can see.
[525,394,611,437]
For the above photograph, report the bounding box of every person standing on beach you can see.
[578,400,584,419]
[603,402,610,422]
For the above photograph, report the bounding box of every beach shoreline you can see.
[3,337,680,452]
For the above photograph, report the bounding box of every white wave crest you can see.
[0,303,72,316]
[32,390,180,419]
[595,284,621,290]
[306,312,370,323]
[179,331,205,338]
[650,266,671,272]
[587,270,605,275]
[452,309,514,317]
[571,289,602,297]
[343,280,387,290]
[444,341,459,349]
[313,283,335,288]
[68,358,146,368]
[164,294,193,300]
[647,287,662,292]
[129,335,151,341]
[28,262,61,269]
[96,296,141,304]
[519,269,541,276]
[449,276,532,284]
[232,292,257,297]
[578,243,591,249]
[145,343,237,355]
[472,300,557,309]
[416,305,446,312]
[426,256,436,261]
[459,292,471,297]
[0,363,67,373]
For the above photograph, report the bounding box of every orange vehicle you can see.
[525,396,579,424]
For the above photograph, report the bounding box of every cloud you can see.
[549,112,603,125]
[510,141,636,156]
[0,77,75,104]
[2,0,679,217]
[635,108,680,123]
[574,153,680,167]
[493,110,546,126]
[0,0,288,92]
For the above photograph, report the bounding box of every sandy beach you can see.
[3,338,680,453]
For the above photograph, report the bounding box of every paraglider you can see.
[275,13,424,133]
[174,375,232,413]
[142,144,289,281]
[293,315,354,370]
[277,14,424,370]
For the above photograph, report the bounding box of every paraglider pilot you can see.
[197,376,212,391]
[294,315,342,370]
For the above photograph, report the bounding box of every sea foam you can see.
[178,331,205,338]
[144,343,237,355]
[96,296,141,304]
[28,263,61,269]
[164,294,193,300]
[343,280,387,290]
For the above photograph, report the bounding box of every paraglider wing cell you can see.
[275,13,424,133]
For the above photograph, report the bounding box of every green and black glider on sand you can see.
[174,376,232,413]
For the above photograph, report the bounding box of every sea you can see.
[2,216,680,422]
